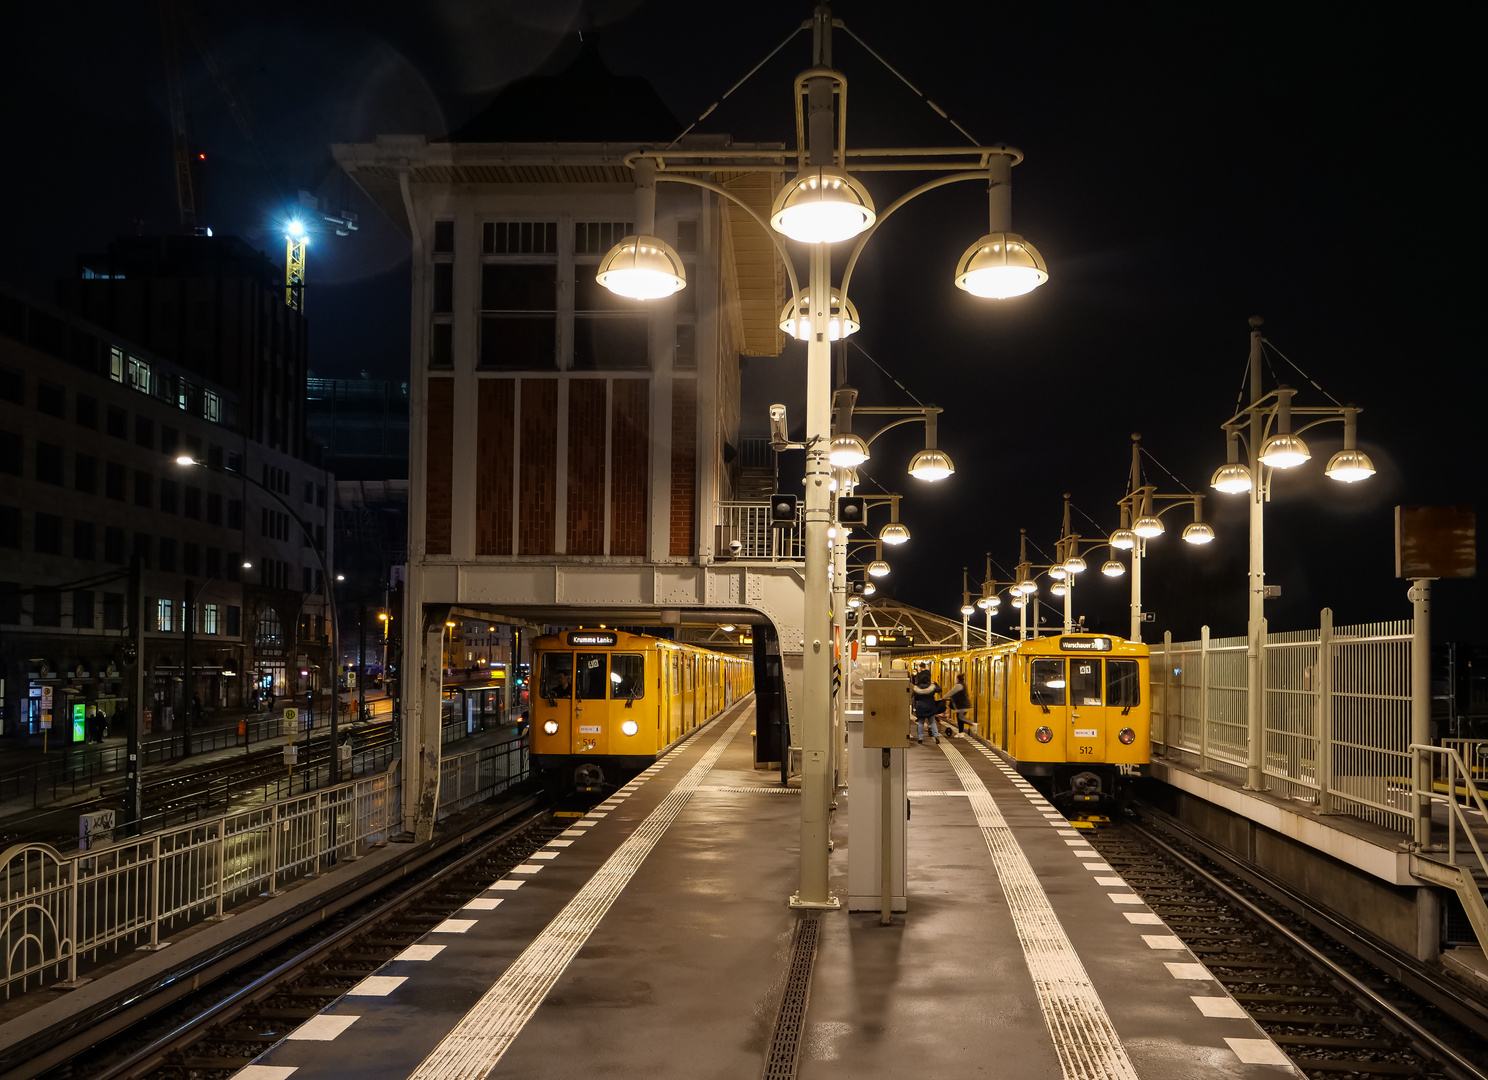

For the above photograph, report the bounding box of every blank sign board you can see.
[1395,506,1476,579]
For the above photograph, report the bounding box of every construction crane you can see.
[284,190,359,313]
[159,0,356,308]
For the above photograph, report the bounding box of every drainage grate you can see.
[761,911,822,1079]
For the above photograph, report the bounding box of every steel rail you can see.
[87,802,550,1080]
[1130,815,1488,1080]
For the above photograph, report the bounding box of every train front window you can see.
[610,653,645,699]
[575,653,608,700]
[1070,659,1102,706]
[539,654,573,700]
[1030,659,1066,706]
[1107,660,1141,708]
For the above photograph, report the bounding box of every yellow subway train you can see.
[531,629,753,792]
[923,633,1151,808]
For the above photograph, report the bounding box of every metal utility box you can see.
[283,745,299,765]
[848,714,908,913]
[862,677,912,748]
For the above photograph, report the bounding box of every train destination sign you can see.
[1059,637,1113,652]
[862,633,914,648]
[567,631,618,647]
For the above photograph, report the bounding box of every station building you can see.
[334,43,808,835]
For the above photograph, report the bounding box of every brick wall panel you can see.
[670,379,696,556]
[609,379,649,556]
[475,379,515,556]
[424,377,453,555]
[518,379,557,555]
[565,379,607,555]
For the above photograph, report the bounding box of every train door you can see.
[573,651,610,750]
[1067,656,1108,764]
[1027,655,1070,760]
[669,654,682,742]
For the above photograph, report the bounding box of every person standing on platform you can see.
[948,673,971,737]
[911,669,942,745]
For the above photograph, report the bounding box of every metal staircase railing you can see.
[1410,742,1488,951]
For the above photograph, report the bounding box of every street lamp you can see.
[177,455,344,782]
[594,4,1047,908]
[1211,316,1376,791]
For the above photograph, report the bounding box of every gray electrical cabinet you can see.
[848,677,911,912]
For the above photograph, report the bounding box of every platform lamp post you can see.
[594,4,1048,908]
[1106,439,1215,643]
[1048,498,1128,636]
[1208,317,1376,793]
[177,455,346,783]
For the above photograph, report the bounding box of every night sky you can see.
[2,2,1481,642]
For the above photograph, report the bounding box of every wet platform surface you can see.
[237,699,1301,1080]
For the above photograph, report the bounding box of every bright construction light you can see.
[780,292,861,341]
[1132,515,1165,539]
[868,560,891,579]
[828,433,870,467]
[770,167,876,244]
[1064,556,1087,574]
[287,220,305,239]
[1109,529,1137,551]
[175,455,196,466]
[1259,432,1310,469]
[953,232,1049,298]
[1211,462,1253,494]
[1101,559,1126,577]
[1325,449,1375,483]
[1182,522,1216,545]
[596,235,687,299]
[908,448,955,482]
[879,522,910,546]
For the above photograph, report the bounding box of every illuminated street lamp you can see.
[595,4,1047,909]
[1211,316,1376,791]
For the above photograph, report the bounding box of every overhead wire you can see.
[847,339,925,406]
[664,25,807,150]
[1263,340,1344,406]
[1138,447,1195,495]
[837,22,983,146]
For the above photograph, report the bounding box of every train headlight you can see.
[542,720,559,736]
[621,720,639,737]
[1118,727,1136,745]
[1035,726,1054,744]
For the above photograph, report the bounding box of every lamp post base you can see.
[789,894,841,910]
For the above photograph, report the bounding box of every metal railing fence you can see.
[1152,610,1415,833]
[716,501,804,561]
[1,731,528,999]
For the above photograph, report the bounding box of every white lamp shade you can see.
[595,235,687,299]
[1049,582,1068,596]
[867,560,891,578]
[862,582,877,596]
[780,292,861,341]
[1182,522,1216,545]
[879,522,910,545]
[1211,462,1253,494]
[1109,529,1137,550]
[1132,516,1165,539]
[770,167,876,244]
[976,597,991,609]
[848,596,863,608]
[1011,597,1025,609]
[1258,432,1310,469]
[1048,565,1068,580]
[1101,559,1126,577]
[1017,579,1038,595]
[828,433,870,467]
[908,448,955,481]
[1325,449,1375,483]
[954,232,1049,298]
[1064,556,1087,574]
[960,603,975,616]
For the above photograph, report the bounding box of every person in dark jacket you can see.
[948,673,971,736]
[911,669,942,744]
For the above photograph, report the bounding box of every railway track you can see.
[11,791,560,1080]
[1084,812,1488,1080]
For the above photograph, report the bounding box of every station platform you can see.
[236,697,1299,1080]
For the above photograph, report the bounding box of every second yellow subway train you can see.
[922,633,1151,809]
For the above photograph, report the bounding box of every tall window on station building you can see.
[479,221,558,371]
[430,220,455,370]
[574,221,649,371]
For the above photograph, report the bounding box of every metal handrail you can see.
[1410,743,1488,871]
